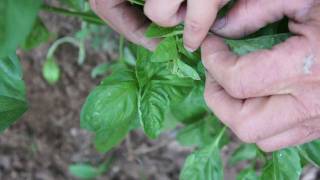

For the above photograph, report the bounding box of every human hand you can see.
[89,0,158,50]
[143,0,230,52]
[202,0,320,152]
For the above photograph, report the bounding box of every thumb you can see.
[211,0,315,38]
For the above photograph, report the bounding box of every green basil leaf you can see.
[139,82,170,138]
[170,84,207,124]
[0,0,42,57]
[135,46,161,87]
[91,63,113,79]
[58,0,85,10]
[69,164,101,179]
[151,37,179,62]
[81,65,138,152]
[177,115,228,148]
[180,128,226,180]
[176,37,201,62]
[228,144,258,165]
[140,80,191,138]
[136,46,194,138]
[180,146,223,180]
[236,168,258,180]
[260,148,301,180]
[0,54,28,132]
[226,33,290,56]
[145,23,183,38]
[21,18,50,50]
[298,140,320,167]
[42,57,60,85]
[170,59,200,80]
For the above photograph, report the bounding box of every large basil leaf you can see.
[81,65,138,152]
[228,144,259,165]
[0,0,42,57]
[21,18,50,50]
[260,148,301,180]
[136,47,194,138]
[139,82,172,138]
[170,84,207,124]
[298,140,320,167]
[180,145,223,180]
[139,80,192,138]
[180,128,226,180]
[177,115,228,148]
[0,54,28,132]
[151,37,179,63]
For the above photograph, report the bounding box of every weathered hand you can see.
[202,0,320,152]
[89,0,158,50]
[143,0,230,52]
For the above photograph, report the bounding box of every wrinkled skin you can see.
[89,0,159,50]
[143,0,230,51]
[90,0,320,152]
[90,0,230,51]
[203,0,320,152]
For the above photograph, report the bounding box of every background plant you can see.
[1,0,320,179]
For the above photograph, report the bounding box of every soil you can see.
[0,2,319,180]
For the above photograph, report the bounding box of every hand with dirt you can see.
[202,0,320,152]
[89,0,158,50]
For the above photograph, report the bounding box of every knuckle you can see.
[234,121,259,143]
[201,37,212,52]
[300,123,320,138]
[143,5,155,20]
[201,40,216,66]
[144,7,173,27]
[201,55,211,71]
[203,86,233,124]
[185,18,203,33]
[226,72,248,99]
[203,88,212,107]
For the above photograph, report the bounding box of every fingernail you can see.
[184,45,196,52]
[213,17,227,31]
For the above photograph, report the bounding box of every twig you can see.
[134,140,172,155]
[41,4,104,25]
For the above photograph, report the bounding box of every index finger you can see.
[90,0,159,50]
[183,0,229,52]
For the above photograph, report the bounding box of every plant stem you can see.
[211,126,227,151]
[41,4,104,25]
[47,37,85,65]
[119,35,125,63]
